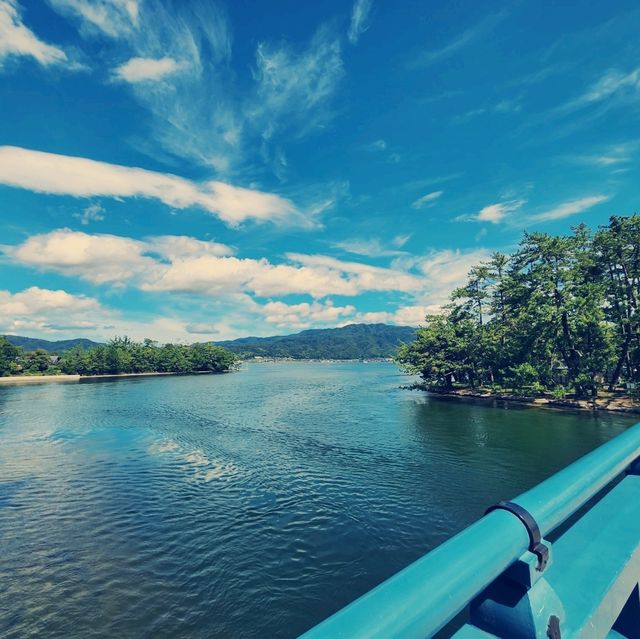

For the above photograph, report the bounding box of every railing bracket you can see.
[486,500,549,571]
[547,614,561,638]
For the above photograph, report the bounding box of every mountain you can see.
[214,323,416,360]
[3,335,101,353]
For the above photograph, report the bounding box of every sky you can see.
[0,0,638,342]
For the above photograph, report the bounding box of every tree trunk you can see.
[609,333,632,390]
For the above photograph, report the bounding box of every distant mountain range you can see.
[214,323,416,359]
[4,323,417,359]
[3,335,101,352]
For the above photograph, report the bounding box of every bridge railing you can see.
[300,421,640,639]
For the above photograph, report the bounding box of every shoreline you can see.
[423,387,640,415]
[0,370,230,385]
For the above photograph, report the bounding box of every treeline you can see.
[0,336,237,377]
[397,215,640,399]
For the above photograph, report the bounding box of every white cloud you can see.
[0,146,301,226]
[143,255,355,298]
[412,190,443,208]
[7,229,155,284]
[5,230,423,299]
[458,199,525,223]
[0,0,67,67]
[4,229,238,286]
[411,248,493,309]
[287,253,423,294]
[348,0,373,45]
[345,305,434,327]
[260,300,356,329]
[0,285,232,342]
[73,203,105,225]
[0,286,113,334]
[146,235,233,259]
[114,56,181,83]
[185,322,221,335]
[477,203,511,223]
[0,286,101,315]
[530,195,610,222]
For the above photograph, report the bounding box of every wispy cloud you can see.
[73,203,105,225]
[409,10,507,68]
[530,195,610,222]
[553,67,640,119]
[412,190,443,208]
[47,0,139,39]
[457,199,525,224]
[392,234,411,248]
[0,146,302,227]
[452,97,522,124]
[367,139,387,151]
[572,68,640,108]
[49,0,237,170]
[347,0,373,45]
[0,0,68,67]
[568,142,637,168]
[333,237,408,258]
[250,25,345,141]
[48,1,347,176]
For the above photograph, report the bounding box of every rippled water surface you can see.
[0,362,636,638]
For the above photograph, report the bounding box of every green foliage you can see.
[0,336,22,376]
[20,349,53,374]
[551,386,569,400]
[217,323,416,360]
[506,363,539,392]
[397,216,640,399]
[1,336,237,377]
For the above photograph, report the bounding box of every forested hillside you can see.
[216,323,416,359]
[397,215,640,399]
[4,336,101,352]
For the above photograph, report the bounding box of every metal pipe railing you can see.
[300,421,640,639]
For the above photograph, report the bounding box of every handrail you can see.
[300,421,640,639]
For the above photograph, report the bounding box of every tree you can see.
[398,217,639,399]
[0,337,22,376]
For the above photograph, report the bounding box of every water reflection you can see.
[0,363,635,638]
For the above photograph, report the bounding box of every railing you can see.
[300,421,640,639]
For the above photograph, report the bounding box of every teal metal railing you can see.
[300,421,640,639]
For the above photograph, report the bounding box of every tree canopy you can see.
[0,336,237,377]
[396,215,640,399]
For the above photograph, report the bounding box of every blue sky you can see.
[0,0,638,342]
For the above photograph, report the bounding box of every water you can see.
[0,362,636,638]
